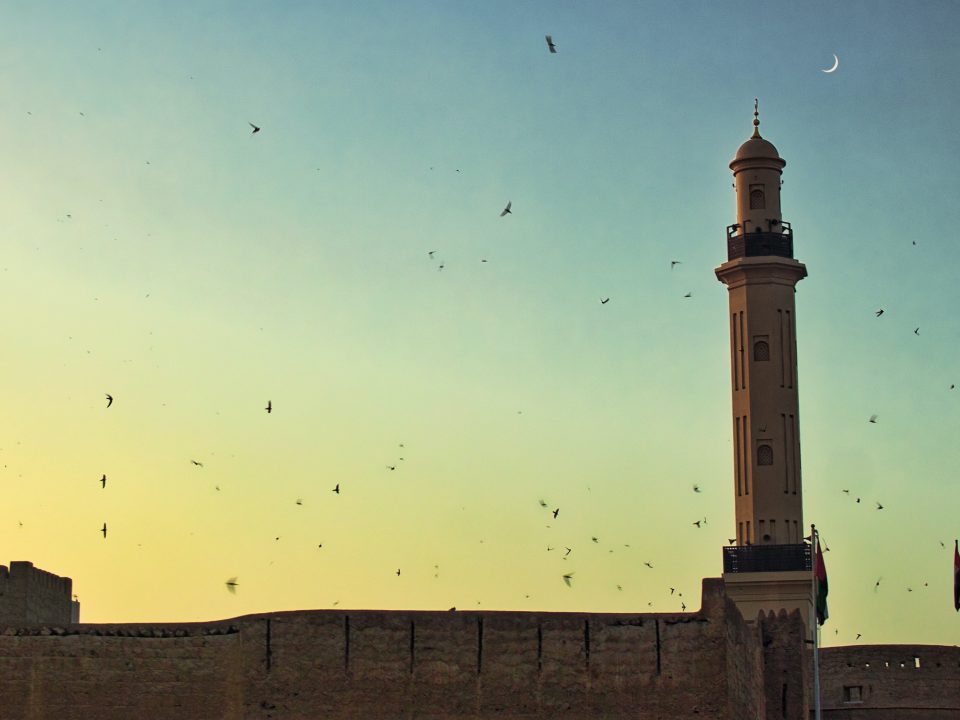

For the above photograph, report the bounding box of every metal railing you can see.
[722,543,811,573]
[725,220,794,260]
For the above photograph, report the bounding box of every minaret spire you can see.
[717,112,818,639]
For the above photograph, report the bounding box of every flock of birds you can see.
[13,29,953,644]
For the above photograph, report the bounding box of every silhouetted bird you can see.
[191,459,203,467]
[671,260,682,269]
[562,573,573,587]
[333,483,340,494]
[427,250,436,258]
[386,465,396,471]
[564,547,572,556]
[545,35,557,53]
[396,568,401,576]
[500,201,512,217]
[681,602,687,611]
[101,523,107,539]
[249,122,260,134]
[296,498,303,506]
[875,309,884,317]
[600,297,610,304]
[265,400,272,414]
[914,327,920,335]
[225,577,238,593]
[591,536,599,543]
[644,562,653,569]
[728,538,736,544]
[856,633,862,640]
[693,520,702,528]
[693,484,701,493]
[100,474,106,488]
[552,508,559,518]
[876,502,884,510]
[538,499,548,508]
[684,292,692,298]
[105,393,113,408]
[842,489,850,494]
[670,587,675,595]
[874,578,881,590]
[868,414,878,423]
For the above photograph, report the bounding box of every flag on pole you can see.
[814,536,828,626]
[953,540,959,612]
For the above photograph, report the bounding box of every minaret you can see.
[716,102,815,634]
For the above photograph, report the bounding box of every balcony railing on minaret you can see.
[726,220,794,261]
[722,543,812,573]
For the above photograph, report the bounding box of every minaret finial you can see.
[752,98,761,138]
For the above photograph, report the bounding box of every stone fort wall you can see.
[819,644,960,719]
[0,578,809,720]
[0,562,73,627]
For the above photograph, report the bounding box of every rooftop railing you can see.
[722,543,812,573]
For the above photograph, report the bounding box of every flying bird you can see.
[681,602,687,611]
[105,393,113,408]
[332,483,340,494]
[591,536,599,543]
[225,577,239,594]
[671,260,682,269]
[564,547,572,557]
[191,459,203,467]
[842,489,850,494]
[100,474,106,488]
[101,523,107,539]
[683,292,692,298]
[386,465,396,471]
[552,508,559,518]
[562,573,573,587]
[538,499,548,508]
[868,415,878,423]
[875,309,884,317]
[396,568,401,576]
[693,520,702,528]
[600,297,610,304]
[427,250,437,258]
[670,587,675,595]
[249,122,260,134]
[500,201,512,217]
[914,327,920,335]
[876,502,884,510]
[692,484,701,493]
[296,498,303,506]
[545,35,557,53]
[265,400,272,414]
[644,562,653,569]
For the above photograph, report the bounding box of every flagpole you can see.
[812,523,822,720]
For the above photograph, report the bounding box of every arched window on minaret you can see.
[757,444,773,465]
[749,185,765,209]
[754,339,770,361]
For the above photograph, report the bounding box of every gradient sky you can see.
[1,1,958,647]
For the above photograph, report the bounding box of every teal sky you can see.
[1,1,958,647]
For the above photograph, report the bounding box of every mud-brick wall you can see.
[0,579,769,720]
[0,562,73,626]
[0,624,243,720]
[241,577,755,719]
[819,645,960,720]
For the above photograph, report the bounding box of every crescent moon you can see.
[822,53,839,73]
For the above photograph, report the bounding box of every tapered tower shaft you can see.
[716,105,807,547]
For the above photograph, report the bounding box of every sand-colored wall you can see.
[0,578,780,720]
[819,644,960,720]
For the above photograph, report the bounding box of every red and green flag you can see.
[953,540,959,612]
[814,537,828,626]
